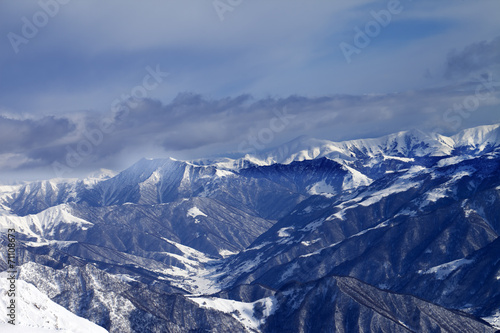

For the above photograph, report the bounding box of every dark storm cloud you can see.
[444,36,500,79]
[0,115,75,154]
[1,78,499,179]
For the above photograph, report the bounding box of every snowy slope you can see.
[0,204,93,239]
[82,168,117,187]
[452,123,500,150]
[483,311,500,330]
[189,295,276,332]
[0,272,108,332]
[418,258,475,280]
[0,324,62,333]
[0,185,22,208]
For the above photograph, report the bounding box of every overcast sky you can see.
[1,0,499,182]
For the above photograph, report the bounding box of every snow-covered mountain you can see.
[1,123,500,332]
[235,123,500,165]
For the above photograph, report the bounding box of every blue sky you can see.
[0,0,499,181]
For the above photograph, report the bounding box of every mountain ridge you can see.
[235,123,500,167]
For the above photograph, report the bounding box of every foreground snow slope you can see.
[0,272,108,332]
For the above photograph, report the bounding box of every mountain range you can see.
[1,123,500,332]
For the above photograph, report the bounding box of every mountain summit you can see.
[238,123,500,166]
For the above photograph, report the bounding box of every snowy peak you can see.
[336,128,453,158]
[83,168,117,187]
[246,123,500,166]
[452,123,500,150]
[246,136,352,166]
